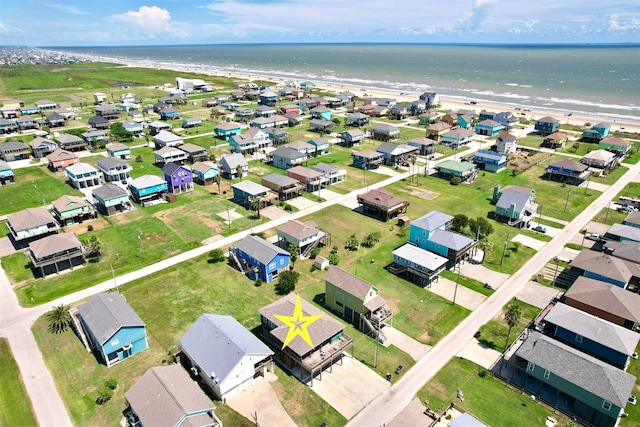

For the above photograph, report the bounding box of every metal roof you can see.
[392,243,448,272]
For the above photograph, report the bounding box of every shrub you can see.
[208,248,226,263]
[95,386,113,405]
[328,253,340,265]
[87,224,94,232]
[478,369,488,378]
[345,234,359,251]
[310,247,321,259]
[361,231,381,248]
[331,245,339,254]
[104,378,117,390]
[284,204,293,211]
[254,278,263,287]
[275,270,300,295]
[450,176,461,185]
[135,155,143,162]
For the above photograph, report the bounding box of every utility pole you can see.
[551,257,560,289]
[584,174,591,196]
[500,233,510,266]
[536,205,543,233]
[110,263,118,292]
[564,188,571,212]
[137,229,145,259]
[452,264,461,306]
[604,200,611,224]
[226,206,231,234]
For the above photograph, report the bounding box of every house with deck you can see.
[178,143,209,163]
[92,185,132,216]
[129,175,168,204]
[583,123,611,142]
[272,146,308,170]
[352,150,383,170]
[35,99,57,110]
[148,121,172,135]
[95,103,121,120]
[308,137,330,156]
[581,150,616,169]
[215,122,243,140]
[229,235,289,283]
[435,160,478,183]
[339,129,365,147]
[219,153,248,179]
[16,116,38,131]
[47,149,78,171]
[159,107,180,121]
[357,188,409,222]
[426,122,451,142]
[325,266,392,341]
[179,314,273,401]
[472,149,507,173]
[376,143,418,166]
[287,166,327,192]
[542,132,568,149]
[0,141,30,161]
[474,119,503,137]
[231,180,273,210]
[599,137,631,155]
[496,133,518,154]
[87,115,109,130]
[372,123,400,141]
[261,174,304,201]
[125,365,223,427]
[407,137,437,156]
[51,195,96,226]
[309,118,336,134]
[6,207,59,243]
[182,117,202,128]
[153,146,187,166]
[570,250,637,289]
[73,292,148,367]
[28,233,84,277]
[492,185,537,228]
[56,134,88,152]
[312,162,346,185]
[535,116,560,135]
[259,294,353,385]
[97,157,132,185]
[191,162,218,186]
[546,159,591,183]
[0,160,14,185]
[390,243,448,287]
[65,163,100,189]
[162,163,193,194]
[277,219,330,258]
[345,112,370,127]
[106,142,131,160]
[153,130,183,149]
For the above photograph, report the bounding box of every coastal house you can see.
[182,117,202,128]
[309,106,332,121]
[95,103,121,120]
[162,162,193,194]
[97,157,132,185]
[276,219,330,258]
[153,130,183,148]
[419,110,439,126]
[356,188,409,222]
[312,162,346,185]
[546,159,591,183]
[541,302,640,369]
[581,150,616,169]
[229,133,258,154]
[563,276,640,330]
[153,146,187,166]
[47,149,78,171]
[179,314,274,401]
[569,250,637,289]
[81,129,108,144]
[106,142,131,160]
[472,149,507,173]
[148,121,172,135]
[215,121,243,140]
[307,137,330,156]
[309,118,336,134]
[339,129,366,147]
[442,128,476,148]
[345,112,370,127]
[457,114,473,129]
[542,132,568,149]
[234,107,255,123]
[129,175,168,204]
[271,146,308,170]
[191,161,219,186]
[372,123,400,141]
[351,149,383,170]
[56,133,88,152]
[603,223,640,244]
[178,143,209,163]
[506,331,636,427]
[390,243,448,287]
[533,116,560,136]
[6,207,60,243]
[0,118,18,134]
[45,112,66,128]
[35,99,57,110]
[229,235,290,283]
[376,143,418,166]
[20,105,38,116]
[441,113,458,127]
[258,90,278,106]
[88,115,110,130]
[0,160,14,185]
[426,122,451,142]
[16,116,38,131]
[406,137,437,156]
[259,293,353,385]
[419,92,440,107]
[409,211,477,268]
[474,119,503,137]
[219,153,248,179]
[325,266,393,341]
[435,160,478,183]
[492,185,537,228]
[496,133,518,154]
[0,142,30,164]
[599,137,631,155]
[231,180,273,210]
[266,127,291,146]
[65,163,100,189]
[51,195,96,226]
[92,185,132,216]
[159,107,180,121]
[261,173,304,201]
[28,233,84,277]
[73,292,148,367]
[493,112,519,129]
[582,123,611,142]
[286,166,327,192]
[125,365,223,427]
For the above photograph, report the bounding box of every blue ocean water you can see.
[56,43,640,120]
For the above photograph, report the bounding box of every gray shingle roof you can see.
[544,303,640,355]
[496,187,532,214]
[7,207,56,232]
[29,233,82,259]
[412,211,453,232]
[570,250,636,284]
[273,146,307,160]
[232,180,270,196]
[130,174,166,189]
[392,243,448,272]
[0,141,28,152]
[606,223,640,242]
[514,331,636,407]
[97,156,127,170]
[325,266,374,301]
[179,314,273,385]
[277,220,320,241]
[93,184,129,200]
[77,292,145,345]
[234,235,288,265]
[220,153,247,170]
[312,162,345,175]
[261,173,300,188]
[429,229,474,251]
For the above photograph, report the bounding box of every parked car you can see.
[618,205,635,213]
[532,225,547,233]
[629,395,637,406]
[585,233,602,241]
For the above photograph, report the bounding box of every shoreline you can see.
[51,50,640,134]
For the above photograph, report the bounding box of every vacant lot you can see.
[0,338,38,427]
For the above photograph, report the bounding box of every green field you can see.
[476,298,541,351]
[0,338,38,427]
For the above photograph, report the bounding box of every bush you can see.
[361,231,381,248]
[104,378,117,390]
[275,270,300,295]
[478,369,488,378]
[345,234,359,251]
[328,253,340,265]
[135,155,143,162]
[95,386,113,405]
[310,247,321,259]
[208,248,226,263]
[87,224,94,232]
[254,278,263,287]
[331,245,339,254]
[450,176,461,185]
[284,204,293,211]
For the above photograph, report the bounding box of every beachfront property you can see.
[153,146,188,166]
[472,150,507,173]
[419,92,440,107]
[581,150,616,169]
[129,175,168,204]
[261,173,304,201]
[546,159,591,183]
[231,180,273,210]
[276,219,330,258]
[569,250,636,289]
[229,235,290,283]
[179,313,274,401]
[47,149,78,172]
[582,123,611,142]
[271,146,309,170]
[219,153,248,179]
[6,207,60,243]
[153,130,183,148]
[125,365,223,427]
[426,122,451,142]
[191,162,219,186]
[92,185,132,216]
[435,160,478,183]
[259,293,353,385]
[356,188,409,222]
[492,185,538,228]
[339,129,366,147]
[376,143,418,166]
[599,136,631,155]
[51,195,96,226]
[390,243,448,287]
[28,232,85,278]
[474,119,503,137]
[0,141,30,161]
[371,123,400,141]
[97,157,132,185]
[312,162,347,185]
[0,160,14,185]
[287,166,327,192]
[215,121,243,140]
[162,163,193,194]
[72,292,148,367]
[352,149,384,169]
[56,133,88,152]
[65,163,101,189]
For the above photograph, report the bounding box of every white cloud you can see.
[608,13,640,32]
[0,21,25,35]
[40,2,88,15]
[112,5,188,38]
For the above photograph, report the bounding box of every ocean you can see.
[55,43,640,120]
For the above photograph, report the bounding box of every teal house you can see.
[106,143,131,160]
[74,292,148,367]
[457,114,474,129]
[129,175,168,204]
[435,160,478,183]
[310,106,332,121]
[308,137,330,156]
[215,121,243,140]
[583,123,611,142]
[0,160,14,185]
[191,161,219,186]
[475,119,503,136]
[598,137,631,154]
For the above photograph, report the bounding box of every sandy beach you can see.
[69,52,640,134]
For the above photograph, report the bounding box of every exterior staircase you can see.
[68,307,92,352]
[229,247,246,273]
[360,314,387,343]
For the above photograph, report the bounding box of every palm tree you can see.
[213,174,222,195]
[504,303,522,350]
[409,155,417,182]
[251,197,265,219]
[84,236,102,261]
[288,244,299,270]
[235,164,244,180]
[47,304,70,334]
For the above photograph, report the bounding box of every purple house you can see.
[162,162,193,194]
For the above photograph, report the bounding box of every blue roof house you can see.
[129,175,168,204]
[231,235,290,283]
[74,292,148,367]
[182,117,202,128]
[179,314,274,401]
[472,149,507,173]
[475,119,503,137]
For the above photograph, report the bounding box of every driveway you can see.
[511,234,547,251]
[226,373,297,427]
[516,281,563,309]
[306,354,389,420]
[388,397,428,427]
[260,205,290,220]
[287,196,318,211]
[427,278,486,311]
[318,188,343,200]
[456,338,502,370]
[383,326,431,361]
[0,236,17,257]
[459,262,510,289]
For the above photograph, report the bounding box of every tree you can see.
[208,248,226,263]
[327,252,340,265]
[213,174,222,194]
[469,217,494,238]
[345,233,359,251]
[504,303,522,349]
[451,214,469,232]
[409,155,417,182]
[362,231,382,248]
[109,122,134,143]
[47,304,70,334]
[288,244,299,270]
[251,197,265,219]
[476,239,492,263]
[450,176,461,185]
[572,142,580,152]
[84,236,102,261]
[275,270,300,295]
[235,164,245,179]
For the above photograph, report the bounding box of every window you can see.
[602,401,611,411]
[543,370,550,379]
[110,339,119,346]
[575,334,583,343]
[336,291,345,300]
[269,262,276,270]
[527,362,535,372]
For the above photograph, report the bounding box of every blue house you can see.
[409,211,477,268]
[122,120,143,134]
[272,146,308,170]
[74,292,148,367]
[129,175,168,204]
[583,122,611,142]
[106,142,131,160]
[307,137,330,156]
[457,114,473,129]
[472,149,507,173]
[231,235,290,283]
[92,185,132,216]
[191,161,218,186]
[159,107,180,121]
[310,106,332,121]
[475,119,503,137]
[0,160,14,185]
[215,121,242,140]
[543,302,640,369]
[182,117,202,128]
[258,90,278,106]
[535,116,560,135]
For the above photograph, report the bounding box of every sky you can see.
[0,0,639,46]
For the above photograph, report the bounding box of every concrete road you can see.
[347,160,640,427]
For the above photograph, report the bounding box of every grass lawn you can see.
[0,338,38,427]
[621,344,640,426]
[417,357,572,426]
[441,270,494,297]
[476,298,541,351]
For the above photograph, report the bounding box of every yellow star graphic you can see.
[274,294,323,350]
